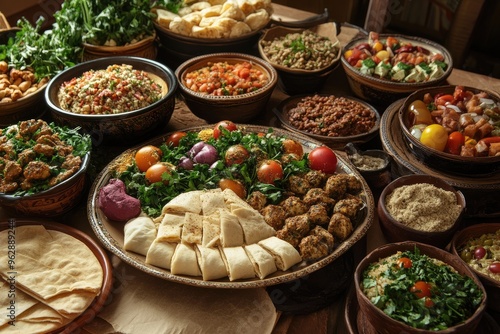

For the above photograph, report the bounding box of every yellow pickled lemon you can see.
[375,50,390,61]
[420,124,448,151]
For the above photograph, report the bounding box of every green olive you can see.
[460,250,472,263]
[483,239,493,246]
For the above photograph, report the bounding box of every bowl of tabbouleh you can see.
[355,241,486,334]
[377,174,466,248]
[451,223,500,312]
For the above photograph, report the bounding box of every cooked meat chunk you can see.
[307,204,330,226]
[276,228,301,248]
[19,119,52,139]
[333,195,364,220]
[284,214,310,238]
[287,174,311,195]
[309,225,334,252]
[280,196,308,218]
[33,143,55,157]
[17,149,35,166]
[61,154,82,170]
[23,161,51,181]
[48,168,76,187]
[304,169,327,188]
[299,235,329,261]
[324,174,348,199]
[247,191,267,211]
[328,212,353,241]
[303,187,335,211]
[260,204,286,230]
[36,134,62,146]
[0,180,18,193]
[3,160,22,182]
[0,140,15,159]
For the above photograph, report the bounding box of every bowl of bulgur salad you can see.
[175,52,278,123]
[452,223,500,313]
[377,174,466,248]
[258,24,341,95]
[45,56,178,144]
[355,241,486,334]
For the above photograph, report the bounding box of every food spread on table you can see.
[0,225,103,333]
[361,248,483,330]
[0,61,49,103]
[344,31,448,83]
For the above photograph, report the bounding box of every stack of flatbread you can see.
[0,225,103,333]
[124,188,302,281]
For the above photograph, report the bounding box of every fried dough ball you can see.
[276,228,300,248]
[324,174,348,199]
[287,174,311,195]
[299,235,329,261]
[344,174,363,194]
[307,204,330,226]
[247,190,267,211]
[284,214,310,238]
[260,204,286,230]
[309,225,334,252]
[303,188,335,212]
[333,195,364,221]
[328,213,353,241]
[304,169,327,188]
[280,196,308,218]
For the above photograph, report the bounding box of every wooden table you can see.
[2,4,500,334]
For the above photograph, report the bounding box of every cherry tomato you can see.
[408,100,433,125]
[474,246,487,260]
[257,160,283,184]
[410,281,432,299]
[225,144,250,166]
[213,120,237,139]
[282,139,304,158]
[435,94,455,106]
[166,131,187,147]
[396,257,412,269]
[219,178,247,199]
[424,297,435,308]
[445,131,465,155]
[489,262,500,274]
[135,145,162,172]
[308,146,338,174]
[145,163,173,184]
[420,124,448,151]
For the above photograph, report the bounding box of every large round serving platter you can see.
[87,124,375,288]
[381,100,500,218]
[0,219,113,333]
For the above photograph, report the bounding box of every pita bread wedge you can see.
[258,236,302,271]
[146,239,177,270]
[161,190,203,214]
[202,211,221,247]
[244,244,277,279]
[181,212,203,244]
[157,213,185,243]
[219,208,244,247]
[230,204,275,244]
[195,245,227,281]
[222,188,252,209]
[220,246,255,281]
[170,243,201,277]
[124,215,157,256]
[200,188,225,216]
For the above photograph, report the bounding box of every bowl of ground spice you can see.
[258,23,341,95]
[377,174,466,248]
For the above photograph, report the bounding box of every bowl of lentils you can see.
[258,23,341,95]
[272,93,380,149]
[45,56,178,144]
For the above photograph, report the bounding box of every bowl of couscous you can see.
[354,241,487,334]
[175,52,277,123]
[377,174,466,248]
[45,56,178,144]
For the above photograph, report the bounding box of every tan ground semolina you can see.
[385,183,461,232]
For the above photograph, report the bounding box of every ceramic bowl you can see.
[0,28,47,126]
[451,223,500,313]
[377,174,466,248]
[272,93,380,150]
[258,23,341,95]
[45,56,177,144]
[0,152,90,217]
[341,34,452,107]
[175,52,278,123]
[354,241,487,334]
[399,85,500,176]
[345,142,392,189]
[82,33,157,61]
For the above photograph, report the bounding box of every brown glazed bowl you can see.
[45,56,177,145]
[272,93,380,150]
[341,34,452,107]
[354,241,487,334]
[258,23,341,95]
[399,85,500,176]
[175,52,278,123]
[451,223,500,313]
[377,174,466,248]
[0,152,90,217]
[82,33,157,61]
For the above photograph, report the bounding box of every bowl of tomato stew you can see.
[175,53,278,123]
[398,85,500,176]
[451,223,500,313]
[355,241,486,334]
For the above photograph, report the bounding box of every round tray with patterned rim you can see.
[87,124,374,288]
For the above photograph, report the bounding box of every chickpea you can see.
[0,61,7,74]
[1,97,12,103]
[0,90,6,99]
[23,86,38,96]
[18,81,32,92]
[11,89,23,101]
[12,77,22,87]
